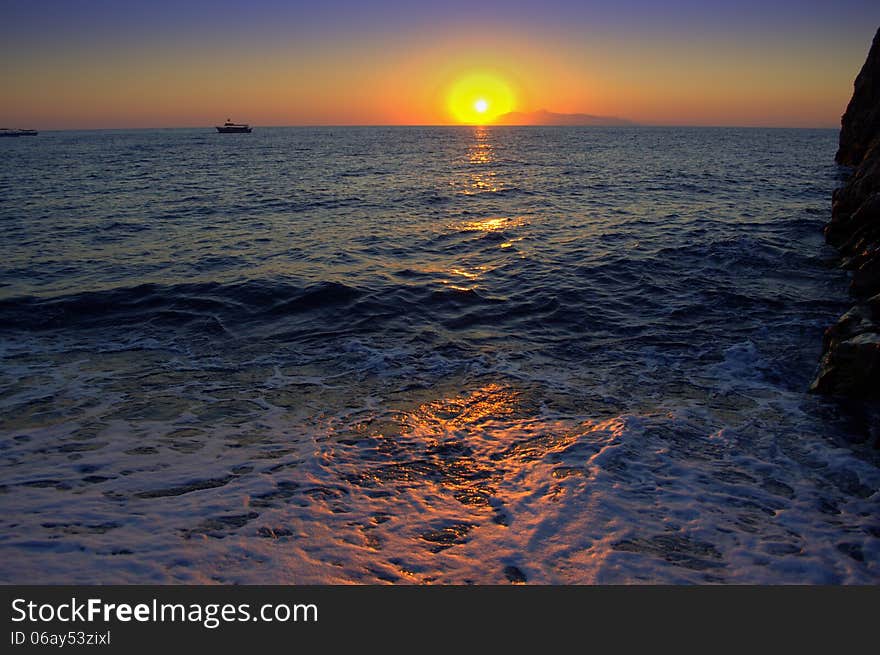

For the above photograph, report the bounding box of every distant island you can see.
[492,109,634,126]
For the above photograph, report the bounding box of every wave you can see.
[0,276,557,338]
[0,280,363,333]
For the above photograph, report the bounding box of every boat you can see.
[0,128,38,137]
[215,119,252,133]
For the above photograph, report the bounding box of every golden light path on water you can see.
[247,380,621,584]
[234,120,615,582]
[434,126,527,290]
[460,126,501,193]
[194,126,605,583]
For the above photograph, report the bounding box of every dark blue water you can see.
[1,127,877,583]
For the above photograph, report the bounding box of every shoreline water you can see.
[1,126,877,583]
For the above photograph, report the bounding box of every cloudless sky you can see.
[2,0,878,128]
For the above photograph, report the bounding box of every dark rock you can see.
[814,27,880,398]
[503,565,528,583]
[811,296,880,397]
[836,28,880,166]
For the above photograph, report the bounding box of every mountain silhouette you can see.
[493,109,634,126]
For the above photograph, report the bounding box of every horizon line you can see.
[17,123,842,131]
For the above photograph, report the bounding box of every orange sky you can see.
[1,10,875,128]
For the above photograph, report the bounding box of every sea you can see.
[1,126,878,584]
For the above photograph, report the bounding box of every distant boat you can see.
[215,119,252,134]
[0,128,38,137]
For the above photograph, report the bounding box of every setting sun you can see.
[447,73,515,124]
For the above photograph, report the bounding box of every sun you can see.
[447,73,515,124]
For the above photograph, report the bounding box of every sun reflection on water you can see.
[468,143,493,165]
[401,382,521,434]
[452,125,506,195]
[304,380,614,582]
[468,126,494,164]
[454,216,525,232]
[436,264,491,292]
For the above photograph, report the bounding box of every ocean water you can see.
[1,126,878,584]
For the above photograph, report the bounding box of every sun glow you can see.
[447,73,515,124]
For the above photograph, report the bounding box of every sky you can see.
[1,0,878,128]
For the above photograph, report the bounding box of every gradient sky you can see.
[2,0,878,128]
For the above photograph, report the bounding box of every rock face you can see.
[812,27,880,397]
[835,28,880,168]
[813,296,880,397]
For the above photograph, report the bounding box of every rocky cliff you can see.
[811,27,880,397]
